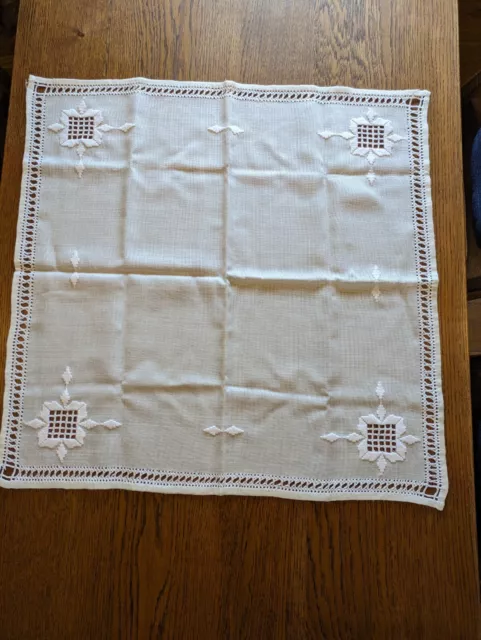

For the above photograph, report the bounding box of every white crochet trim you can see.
[0,77,446,509]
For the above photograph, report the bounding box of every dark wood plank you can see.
[0,0,478,638]
[460,0,481,84]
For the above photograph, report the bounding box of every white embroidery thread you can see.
[25,367,121,461]
[48,100,135,177]
[321,382,420,474]
[208,125,244,135]
[70,250,79,287]
[318,108,405,184]
[372,264,381,301]
[203,425,244,437]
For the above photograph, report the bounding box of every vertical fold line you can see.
[218,83,232,488]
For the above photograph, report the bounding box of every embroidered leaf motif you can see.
[346,432,363,442]
[318,130,354,140]
[80,419,100,429]
[119,123,135,132]
[320,433,341,443]
[400,434,420,445]
[62,366,73,386]
[76,143,86,158]
[204,426,222,436]
[48,123,64,133]
[377,455,387,474]
[375,381,385,401]
[204,425,244,437]
[224,426,244,436]
[102,420,121,429]
[56,443,68,461]
[60,388,71,406]
[228,126,244,135]
[208,125,244,135]
[26,418,45,430]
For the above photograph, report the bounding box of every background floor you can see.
[461,0,481,85]
[0,0,17,177]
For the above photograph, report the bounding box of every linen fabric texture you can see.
[0,77,447,509]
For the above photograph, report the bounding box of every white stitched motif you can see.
[208,125,244,135]
[321,382,420,474]
[318,108,405,184]
[48,99,135,177]
[203,425,244,437]
[70,250,80,287]
[25,367,121,461]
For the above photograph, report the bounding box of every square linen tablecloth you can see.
[0,76,447,508]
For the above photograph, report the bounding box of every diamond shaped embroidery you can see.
[203,425,244,437]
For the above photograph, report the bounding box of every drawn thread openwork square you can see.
[68,116,95,141]
[357,124,385,150]
[48,409,78,439]
[366,423,397,453]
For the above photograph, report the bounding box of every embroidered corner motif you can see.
[25,367,121,461]
[48,99,135,177]
[321,382,420,474]
[318,108,405,184]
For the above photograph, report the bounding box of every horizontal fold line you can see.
[14,268,439,287]
[225,385,329,403]
[121,382,222,392]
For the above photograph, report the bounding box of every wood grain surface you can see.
[0,1,479,638]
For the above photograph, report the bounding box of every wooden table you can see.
[0,1,479,637]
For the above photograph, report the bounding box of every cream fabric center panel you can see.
[0,77,446,509]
